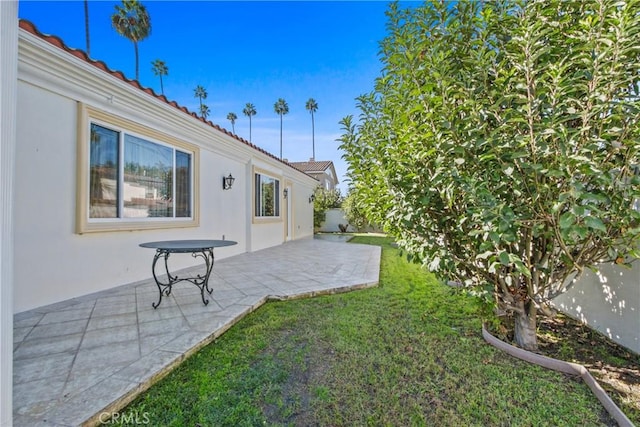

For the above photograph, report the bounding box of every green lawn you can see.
[112,236,616,426]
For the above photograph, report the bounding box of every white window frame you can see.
[252,167,282,223]
[76,104,200,233]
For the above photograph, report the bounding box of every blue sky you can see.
[18,0,408,191]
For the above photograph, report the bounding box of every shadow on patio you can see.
[13,238,381,426]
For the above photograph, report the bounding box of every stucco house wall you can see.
[14,22,316,313]
[553,263,640,354]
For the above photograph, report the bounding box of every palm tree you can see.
[242,103,257,142]
[84,0,91,56]
[111,0,151,81]
[226,112,238,134]
[200,104,210,120]
[305,98,318,159]
[151,59,168,95]
[194,85,207,114]
[273,98,289,159]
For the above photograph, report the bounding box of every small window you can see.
[255,172,280,217]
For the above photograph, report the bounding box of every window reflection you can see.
[89,124,119,218]
[123,135,173,218]
[176,151,191,217]
[255,173,280,217]
[88,123,193,220]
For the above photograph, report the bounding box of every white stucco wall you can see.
[553,263,640,354]
[14,28,317,313]
[291,181,315,239]
[248,162,315,252]
[14,82,248,312]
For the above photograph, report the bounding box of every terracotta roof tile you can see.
[17,19,304,174]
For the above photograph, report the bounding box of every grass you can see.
[112,236,621,426]
[534,314,640,423]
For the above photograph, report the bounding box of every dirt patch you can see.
[494,314,640,423]
[258,330,336,427]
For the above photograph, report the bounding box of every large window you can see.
[255,172,280,217]
[78,105,198,233]
[90,124,192,219]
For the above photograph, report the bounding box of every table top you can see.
[139,239,237,252]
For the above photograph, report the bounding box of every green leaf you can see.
[572,205,586,216]
[476,251,494,260]
[499,251,510,266]
[512,259,532,278]
[572,226,589,240]
[584,216,606,232]
[559,212,575,229]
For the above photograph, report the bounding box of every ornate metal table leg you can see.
[190,248,215,305]
[151,249,176,309]
[203,248,215,295]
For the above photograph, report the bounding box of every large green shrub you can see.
[339,0,640,350]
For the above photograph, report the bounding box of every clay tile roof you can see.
[289,160,333,173]
[17,19,303,173]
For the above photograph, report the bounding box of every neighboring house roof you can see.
[17,19,310,178]
[289,160,334,173]
[289,160,339,187]
[289,158,340,186]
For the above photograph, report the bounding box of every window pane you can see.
[261,176,275,216]
[175,151,191,217]
[89,124,119,218]
[274,179,280,216]
[123,135,172,218]
[254,173,280,218]
[255,174,261,216]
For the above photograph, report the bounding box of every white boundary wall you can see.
[553,263,639,354]
[319,208,382,233]
[319,208,354,233]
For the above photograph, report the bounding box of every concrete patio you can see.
[13,237,381,426]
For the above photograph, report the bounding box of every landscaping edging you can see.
[482,324,634,427]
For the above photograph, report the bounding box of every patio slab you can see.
[12,238,381,426]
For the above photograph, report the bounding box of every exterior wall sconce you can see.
[283,188,288,198]
[222,173,235,190]
[309,194,315,203]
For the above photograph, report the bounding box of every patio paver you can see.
[12,237,381,426]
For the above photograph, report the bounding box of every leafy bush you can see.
[339,0,640,350]
[342,191,368,231]
[313,188,342,229]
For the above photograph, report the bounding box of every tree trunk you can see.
[513,300,538,351]
[279,115,283,159]
[84,0,90,56]
[134,41,139,81]
[312,113,315,159]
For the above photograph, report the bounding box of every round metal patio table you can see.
[139,239,237,308]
